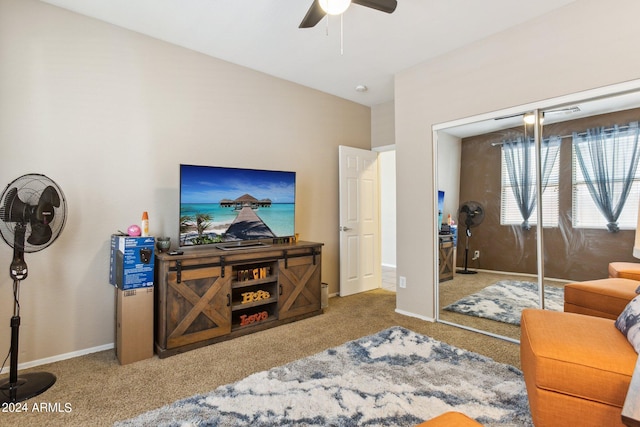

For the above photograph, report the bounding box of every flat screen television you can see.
[179,164,296,249]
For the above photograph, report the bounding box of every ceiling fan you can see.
[299,0,398,28]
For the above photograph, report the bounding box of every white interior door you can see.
[339,146,381,296]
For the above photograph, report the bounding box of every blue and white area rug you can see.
[115,327,531,427]
[444,280,564,325]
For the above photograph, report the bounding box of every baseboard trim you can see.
[471,269,572,283]
[394,308,435,323]
[0,343,114,375]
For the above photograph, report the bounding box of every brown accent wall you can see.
[457,108,639,281]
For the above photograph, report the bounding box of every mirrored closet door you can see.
[435,84,640,342]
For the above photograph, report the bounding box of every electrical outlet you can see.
[399,276,407,289]
[473,250,480,260]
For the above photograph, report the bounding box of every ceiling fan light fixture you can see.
[319,0,351,15]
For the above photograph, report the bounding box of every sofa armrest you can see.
[564,278,639,320]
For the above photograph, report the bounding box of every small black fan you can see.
[456,201,484,275]
[0,173,67,403]
[299,0,397,28]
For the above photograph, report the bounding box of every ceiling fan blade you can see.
[299,0,326,28]
[352,0,397,14]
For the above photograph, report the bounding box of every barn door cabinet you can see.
[155,241,323,358]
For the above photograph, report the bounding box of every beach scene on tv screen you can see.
[180,165,295,246]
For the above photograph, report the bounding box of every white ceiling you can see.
[39,0,576,107]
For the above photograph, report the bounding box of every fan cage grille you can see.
[0,174,67,253]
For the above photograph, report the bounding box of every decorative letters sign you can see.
[241,290,271,304]
[239,311,268,326]
[237,267,269,282]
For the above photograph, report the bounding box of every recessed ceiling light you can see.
[355,85,368,92]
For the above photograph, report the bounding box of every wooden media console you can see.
[154,241,323,358]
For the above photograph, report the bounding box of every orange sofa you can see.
[563,277,639,320]
[415,411,482,426]
[520,278,638,427]
[609,261,640,281]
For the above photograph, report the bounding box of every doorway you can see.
[336,145,397,296]
[378,149,397,292]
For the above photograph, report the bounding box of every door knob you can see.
[340,226,352,232]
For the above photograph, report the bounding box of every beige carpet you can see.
[1,289,520,427]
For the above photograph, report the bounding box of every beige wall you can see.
[371,101,395,148]
[395,0,640,319]
[379,150,396,267]
[0,0,370,365]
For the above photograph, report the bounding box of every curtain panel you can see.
[572,121,640,232]
[502,136,561,230]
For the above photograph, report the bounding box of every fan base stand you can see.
[0,372,56,403]
[456,269,478,275]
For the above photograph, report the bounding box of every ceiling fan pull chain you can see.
[326,12,329,36]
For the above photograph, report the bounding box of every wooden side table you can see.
[438,235,454,282]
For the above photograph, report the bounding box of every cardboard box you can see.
[115,287,154,365]
[109,235,155,290]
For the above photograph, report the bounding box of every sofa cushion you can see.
[521,309,636,408]
[609,262,640,281]
[564,278,639,320]
[615,296,640,353]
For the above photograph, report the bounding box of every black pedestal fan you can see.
[456,201,484,275]
[0,174,67,403]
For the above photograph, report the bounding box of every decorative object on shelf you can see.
[239,311,268,326]
[156,236,171,253]
[141,211,149,237]
[241,290,271,304]
[237,267,269,281]
[127,224,141,236]
[273,236,299,245]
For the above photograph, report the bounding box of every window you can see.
[572,122,640,230]
[500,138,560,228]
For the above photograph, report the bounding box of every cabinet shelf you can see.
[232,276,277,289]
[231,296,278,311]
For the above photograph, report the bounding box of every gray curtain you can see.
[572,121,640,232]
[503,136,561,230]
